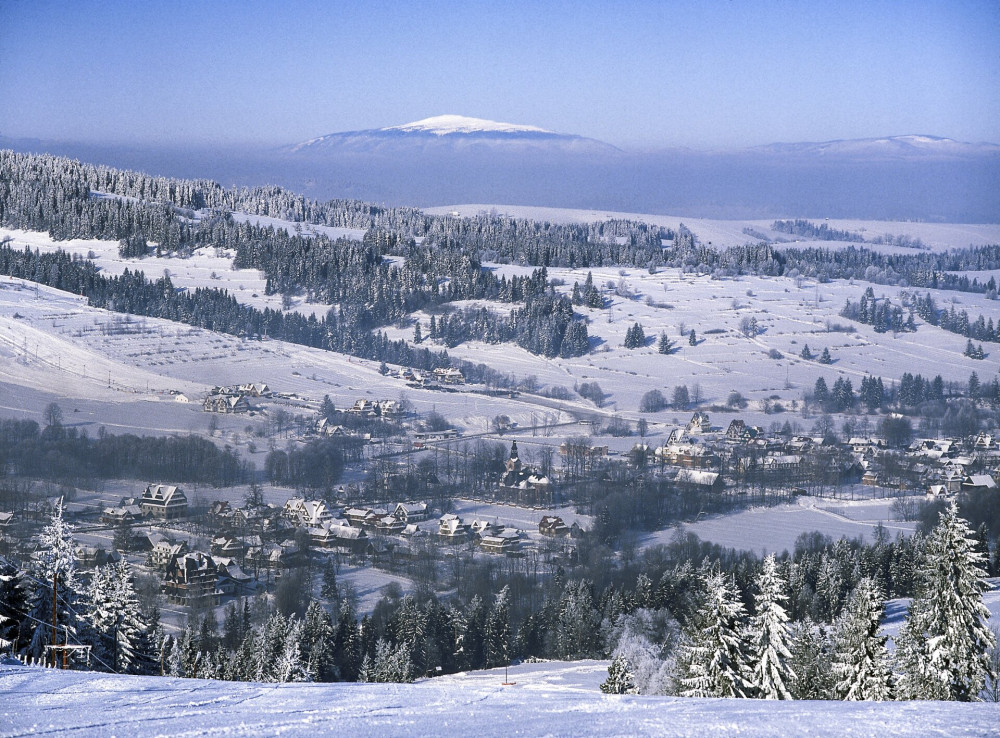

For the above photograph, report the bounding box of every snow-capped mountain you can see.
[749,134,1000,159]
[286,115,619,154]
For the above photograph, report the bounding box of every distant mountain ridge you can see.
[286,114,621,154]
[748,134,1000,159]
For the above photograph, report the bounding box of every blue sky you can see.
[1,0,997,149]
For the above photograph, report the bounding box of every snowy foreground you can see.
[3,661,999,737]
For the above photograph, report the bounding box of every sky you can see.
[0,0,998,150]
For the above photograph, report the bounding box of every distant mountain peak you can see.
[288,115,619,155]
[382,115,553,136]
[749,134,1000,159]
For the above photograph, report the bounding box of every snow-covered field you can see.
[2,659,999,737]
[647,496,920,555]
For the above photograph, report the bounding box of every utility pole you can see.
[51,572,58,668]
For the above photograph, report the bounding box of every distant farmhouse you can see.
[139,484,188,520]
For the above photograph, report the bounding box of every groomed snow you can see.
[2,660,998,737]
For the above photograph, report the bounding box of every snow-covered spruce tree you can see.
[301,600,335,681]
[748,555,795,699]
[679,572,752,698]
[485,585,511,669]
[0,562,28,655]
[895,502,996,701]
[87,560,155,673]
[601,653,637,694]
[26,499,87,664]
[275,617,308,683]
[787,620,834,699]
[359,638,414,683]
[830,577,893,701]
[657,331,674,354]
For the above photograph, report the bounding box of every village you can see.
[3,359,999,634]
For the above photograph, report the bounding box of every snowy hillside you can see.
[3,660,999,737]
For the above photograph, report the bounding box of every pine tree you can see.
[275,617,308,683]
[818,347,833,364]
[688,329,697,346]
[830,578,893,700]
[657,331,674,354]
[748,555,795,699]
[624,322,646,349]
[800,344,813,360]
[896,502,996,701]
[680,572,752,698]
[601,653,637,694]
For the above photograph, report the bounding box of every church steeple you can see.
[509,440,519,460]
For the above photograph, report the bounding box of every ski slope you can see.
[2,659,998,737]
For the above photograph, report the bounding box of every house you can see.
[309,522,368,554]
[139,484,188,520]
[0,511,12,530]
[151,540,188,569]
[345,507,376,528]
[163,552,221,606]
[432,367,465,385]
[687,412,711,434]
[674,469,723,492]
[348,399,379,418]
[438,514,470,542]
[377,399,405,418]
[207,500,232,524]
[100,504,142,525]
[215,558,255,596]
[962,474,997,493]
[76,545,121,569]
[539,516,570,537]
[762,455,803,472]
[393,502,429,523]
[375,515,406,535]
[210,535,245,558]
[480,531,520,555]
[499,441,554,504]
[203,393,251,414]
[238,382,271,397]
[283,498,334,528]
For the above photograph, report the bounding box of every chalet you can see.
[861,470,882,487]
[207,500,232,524]
[375,515,406,535]
[316,418,347,437]
[139,484,188,520]
[761,454,803,472]
[345,507,375,528]
[238,382,271,397]
[433,367,465,385]
[348,399,379,418]
[164,552,221,606]
[377,399,405,418]
[76,545,121,569]
[962,474,998,493]
[151,540,188,569]
[211,535,245,558]
[674,469,723,492]
[439,514,470,542]
[100,504,142,525]
[687,412,711,434]
[402,523,426,538]
[393,502,429,523]
[928,484,949,496]
[539,515,570,537]
[215,558,254,596]
[480,531,520,555]
[203,393,251,414]
[309,522,368,554]
[283,498,334,528]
